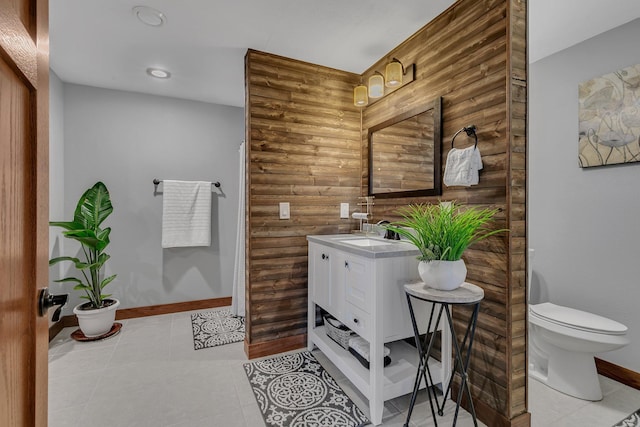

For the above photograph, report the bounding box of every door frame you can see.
[0,0,50,425]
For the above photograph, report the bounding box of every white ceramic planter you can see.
[73,299,120,337]
[418,259,467,291]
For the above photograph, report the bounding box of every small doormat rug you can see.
[190,309,244,350]
[243,351,369,427]
[613,408,640,427]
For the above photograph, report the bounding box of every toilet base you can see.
[531,345,602,401]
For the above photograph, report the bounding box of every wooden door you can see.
[0,0,50,425]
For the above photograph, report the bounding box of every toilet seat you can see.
[530,302,627,336]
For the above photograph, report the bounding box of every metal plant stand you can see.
[403,281,484,427]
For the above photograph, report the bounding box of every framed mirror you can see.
[368,97,442,198]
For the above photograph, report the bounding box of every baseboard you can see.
[244,334,307,359]
[48,296,232,341]
[115,297,232,320]
[451,383,531,427]
[48,317,72,341]
[596,357,640,390]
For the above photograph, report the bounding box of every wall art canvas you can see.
[579,63,640,167]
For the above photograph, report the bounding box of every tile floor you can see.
[48,308,639,427]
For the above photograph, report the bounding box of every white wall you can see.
[49,70,66,322]
[530,18,640,372]
[56,84,244,313]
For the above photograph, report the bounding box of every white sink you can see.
[339,238,393,247]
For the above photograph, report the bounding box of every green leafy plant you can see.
[386,201,507,261]
[49,181,116,309]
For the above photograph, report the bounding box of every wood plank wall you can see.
[360,0,527,425]
[244,0,527,423]
[244,50,362,356]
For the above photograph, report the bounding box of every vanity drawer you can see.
[344,303,371,341]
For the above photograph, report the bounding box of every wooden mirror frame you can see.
[368,96,442,199]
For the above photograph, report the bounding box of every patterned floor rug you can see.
[613,408,640,427]
[190,309,244,350]
[244,351,369,427]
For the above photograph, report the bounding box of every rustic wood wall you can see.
[244,0,527,424]
[244,50,362,357]
[360,0,528,425]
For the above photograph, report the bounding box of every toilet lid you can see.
[530,302,627,335]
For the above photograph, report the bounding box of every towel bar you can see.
[153,179,221,188]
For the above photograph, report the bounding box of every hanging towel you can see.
[162,180,212,248]
[443,145,483,187]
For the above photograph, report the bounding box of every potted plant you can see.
[386,201,506,290]
[50,181,119,337]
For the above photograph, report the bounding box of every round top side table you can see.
[403,281,484,427]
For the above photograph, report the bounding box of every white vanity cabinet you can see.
[307,235,451,426]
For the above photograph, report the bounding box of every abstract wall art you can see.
[578,63,640,167]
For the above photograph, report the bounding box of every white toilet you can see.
[528,249,629,401]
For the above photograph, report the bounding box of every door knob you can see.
[38,288,69,322]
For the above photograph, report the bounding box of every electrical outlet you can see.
[340,203,349,218]
[279,202,290,220]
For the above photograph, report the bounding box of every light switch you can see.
[279,202,290,219]
[340,203,349,219]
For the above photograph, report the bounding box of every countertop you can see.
[307,234,420,259]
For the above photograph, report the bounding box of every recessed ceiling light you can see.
[132,6,166,27]
[146,68,171,79]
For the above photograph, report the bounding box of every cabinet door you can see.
[309,243,332,311]
[342,254,373,313]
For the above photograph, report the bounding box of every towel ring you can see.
[451,125,478,149]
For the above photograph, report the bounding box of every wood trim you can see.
[596,358,640,390]
[451,383,531,427]
[244,334,307,360]
[49,297,232,341]
[35,0,50,425]
[0,5,38,87]
[114,297,232,320]
[48,318,67,341]
[244,50,253,358]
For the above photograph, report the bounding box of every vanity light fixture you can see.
[132,6,166,27]
[354,84,369,107]
[368,72,384,98]
[146,68,171,79]
[385,58,404,87]
[354,58,415,107]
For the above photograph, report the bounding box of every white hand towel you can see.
[443,146,483,187]
[162,180,212,248]
[348,336,390,361]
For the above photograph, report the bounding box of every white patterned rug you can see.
[190,309,245,350]
[244,351,369,427]
[613,408,640,427]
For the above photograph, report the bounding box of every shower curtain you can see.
[231,141,246,317]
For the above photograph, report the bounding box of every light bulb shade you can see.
[354,85,369,107]
[368,74,384,98]
[385,61,403,87]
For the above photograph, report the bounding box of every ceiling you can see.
[50,1,640,108]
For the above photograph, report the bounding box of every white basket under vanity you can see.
[307,234,452,426]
